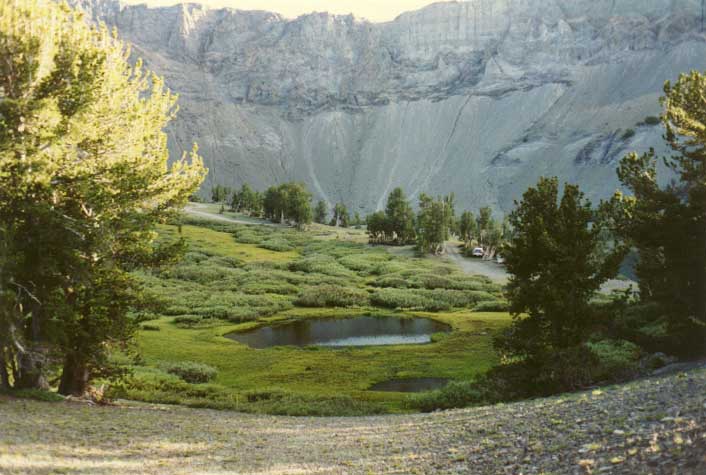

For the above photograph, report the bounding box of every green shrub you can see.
[164,264,241,283]
[470,347,603,402]
[642,115,660,126]
[177,292,293,321]
[250,393,386,417]
[428,264,456,276]
[259,238,294,252]
[233,229,263,244]
[240,280,299,295]
[369,288,493,311]
[162,361,218,384]
[109,369,385,416]
[140,324,161,331]
[409,381,480,412]
[173,315,203,327]
[183,251,210,264]
[289,255,355,278]
[164,305,192,316]
[207,256,243,268]
[419,274,456,289]
[473,300,510,312]
[370,276,412,289]
[420,289,496,308]
[3,389,65,402]
[338,253,391,273]
[607,301,671,353]
[294,285,370,307]
[369,261,408,276]
[223,307,261,323]
[533,346,601,393]
[134,311,160,323]
[370,288,435,310]
[586,339,641,381]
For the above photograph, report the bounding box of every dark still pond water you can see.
[369,378,450,393]
[226,316,451,349]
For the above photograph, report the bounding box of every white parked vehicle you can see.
[471,247,484,257]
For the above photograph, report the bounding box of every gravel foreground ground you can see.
[1,368,704,475]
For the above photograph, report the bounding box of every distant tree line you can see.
[366,188,416,245]
[214,180,510,258]
[211,182,367,230]
[263,183,312,229]
[367,188,455,254]
[230,184,264,217]
[365,187,509,257]
[457,207,511,259]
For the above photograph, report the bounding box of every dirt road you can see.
[184,203,280,227]
[444,242,509,283]
[444,242,635,293]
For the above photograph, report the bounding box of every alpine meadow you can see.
[0,1,704,474]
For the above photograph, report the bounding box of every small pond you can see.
[369,377,450,393]
[226,316,451,349]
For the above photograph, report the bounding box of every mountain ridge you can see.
[74,0,706,212]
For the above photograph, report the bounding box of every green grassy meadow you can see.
[112,214,512,415]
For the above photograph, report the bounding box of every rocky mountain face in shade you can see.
[74,0,706,213]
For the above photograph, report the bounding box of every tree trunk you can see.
[0,352,10,389]
[58,353,90,396]
[16,346,49,390]
[9,350,18,385]
[15,293,49,390]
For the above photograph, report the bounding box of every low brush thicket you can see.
[142,218,503,327]
[162,361,218,384]
[370,288,499,312]
[110,217,511,415]
[294,285,370,308]
[409,339,644,412]
[118,216,658,415]
[108,366,386,416]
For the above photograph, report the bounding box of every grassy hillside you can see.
[111,216,512,415]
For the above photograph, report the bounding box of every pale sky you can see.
[122,0,441,22]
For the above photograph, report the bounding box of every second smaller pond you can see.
[369,378,450,393]
[226,316,451,349]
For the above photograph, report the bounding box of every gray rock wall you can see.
[76,0,706,213]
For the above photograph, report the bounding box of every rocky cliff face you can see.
[76,0,706,213]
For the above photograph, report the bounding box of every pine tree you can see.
[329,203,350,227]
[499,178,623,362]
[263,183,312,228]
[607,71,706,356]
[384,188,415,244]
[211,185,231,203]
[338,204,350,228]
[314,200,327,224]
[477,207,492,247]
[415,194,453,254]
[0,0,206,394]
[366,211,388,243]
[284,183,313,229]
[264,185,287,222]
[458,211,477,245]
[231,183,255,213]
[353,211,362,228]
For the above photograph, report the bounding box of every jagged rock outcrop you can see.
[75,0,706,213]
